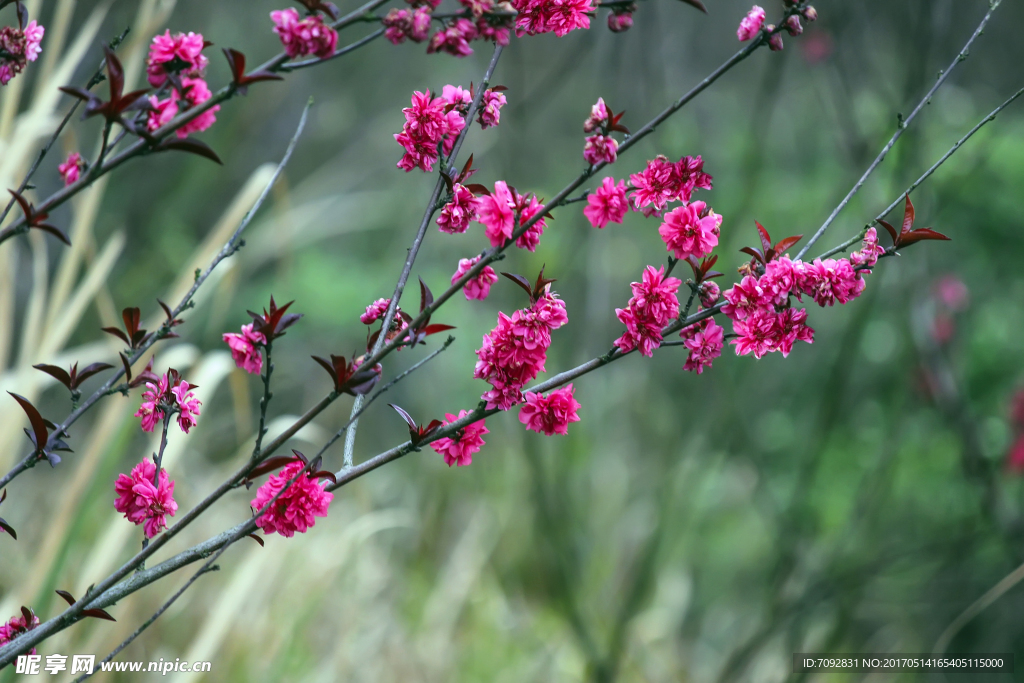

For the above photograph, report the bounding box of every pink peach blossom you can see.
[114,458,178,538]
[453,256,499,300]
[584,176,629,228]
[223,323,266,375]
[430,410,489,465]
[251,460,333,537]
[518,384,581,435]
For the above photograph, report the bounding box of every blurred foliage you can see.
[3,0,1024,681]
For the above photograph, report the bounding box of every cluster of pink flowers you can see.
[145,31,219,138]
[658,200,722,260]
[680,318,725,374]
[614,265,681,357]
[114,458,178,538]
[629,154,712,217]
[584,176,629,229]
[476,181,547,251]
[736,4,815,50]
[271,8,338,59]
[394,89,466,172]
[511,0,593,37]
[719,229,881,360]
[518,384,581,435]
[430,410,489,465]
[0,20,43,86]
[0,609,39,654]
[58,152,83,186]
[452,256,499,300]
[386,0,511,54]
[134,372,202,434]
[251,459,334,537]
[223,323,266,375]
[474,289,568,410]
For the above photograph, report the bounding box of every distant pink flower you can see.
[681,318,724,373]
[271,8,338,59]
[699,280,720,308]
[58,152,83,186]
[427,19,476,57]
[1006,434,1024,474]
[453,256,499,300]
[251,460,333,537]
[383,7,433,43]
[146,30,207,87]
[23,20,43,62]
[361,298,392,325]
[114,458,178,538]
[934,274,969,311]
[519,384,581,435]
[171,380,202,434]
[0,609,40,654]
[478,88,507,129]
[512,0,593,37]
[607,11,633,32]
[614,265,681,357]
[658,201,721,260]
[584,134,618,166]
[797,257,865,307]
[223,323,266,375]
[437,184,479,234]
[584,176,629,228]
[430,410,489,465]
[475,15,512,45]
[584,97,610,133]
[737,5,765,41]
[851,227,885,270]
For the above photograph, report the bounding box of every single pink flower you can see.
[146,94,179,133]
[146,30,207,87]
[737,5,765,41]
[584,97,611,133]
[271,8,338,58]
[0,609,40,654]
[515,193,547,251]
[453,256,499,300]
[658,200,721,260]
[629,155,712,217]
[441,84,473,113]
[721,275,768,321]
[223,323,266,375]
[681,318,724,374]
[759,255,798,305]
[784,15,803,36]
[58,152,83,186]
[134,374,169,433]
[583,134,618,166]
[518,384,581,435]
[851,227,885,270]
[171,380,202,434]
[478,88,507,129]
[395,90,465,172]
[796,257,865,307]
[583,176,629,228]
[771,306,814,357]
[251,460,333,537]
[114,458,178,538]
[477,180,517,246]
[512,0,593,37]
[607,11,633,32]
[174,77,219,138]
[437,183,479,234]
[729,307,776,359]
[430,410,489,466]
[23,20,43,62]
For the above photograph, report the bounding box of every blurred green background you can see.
[3,0,1024,680]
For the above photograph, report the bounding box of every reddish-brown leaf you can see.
[8,392,49,454]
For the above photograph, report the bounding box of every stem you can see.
[252,343,274,460]
[138,413,173,561]
[795,0,1002,259]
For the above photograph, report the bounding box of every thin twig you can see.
[795,0,1002,259]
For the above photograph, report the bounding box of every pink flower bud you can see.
[784,14,803,36]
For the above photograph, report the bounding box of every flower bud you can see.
[801,6,817,21]
[784,14,803,35]
[699,281,721,308]
[768,32,784,51]
[607,11,633,32]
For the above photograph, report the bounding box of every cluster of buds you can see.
[738,2,816,51]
